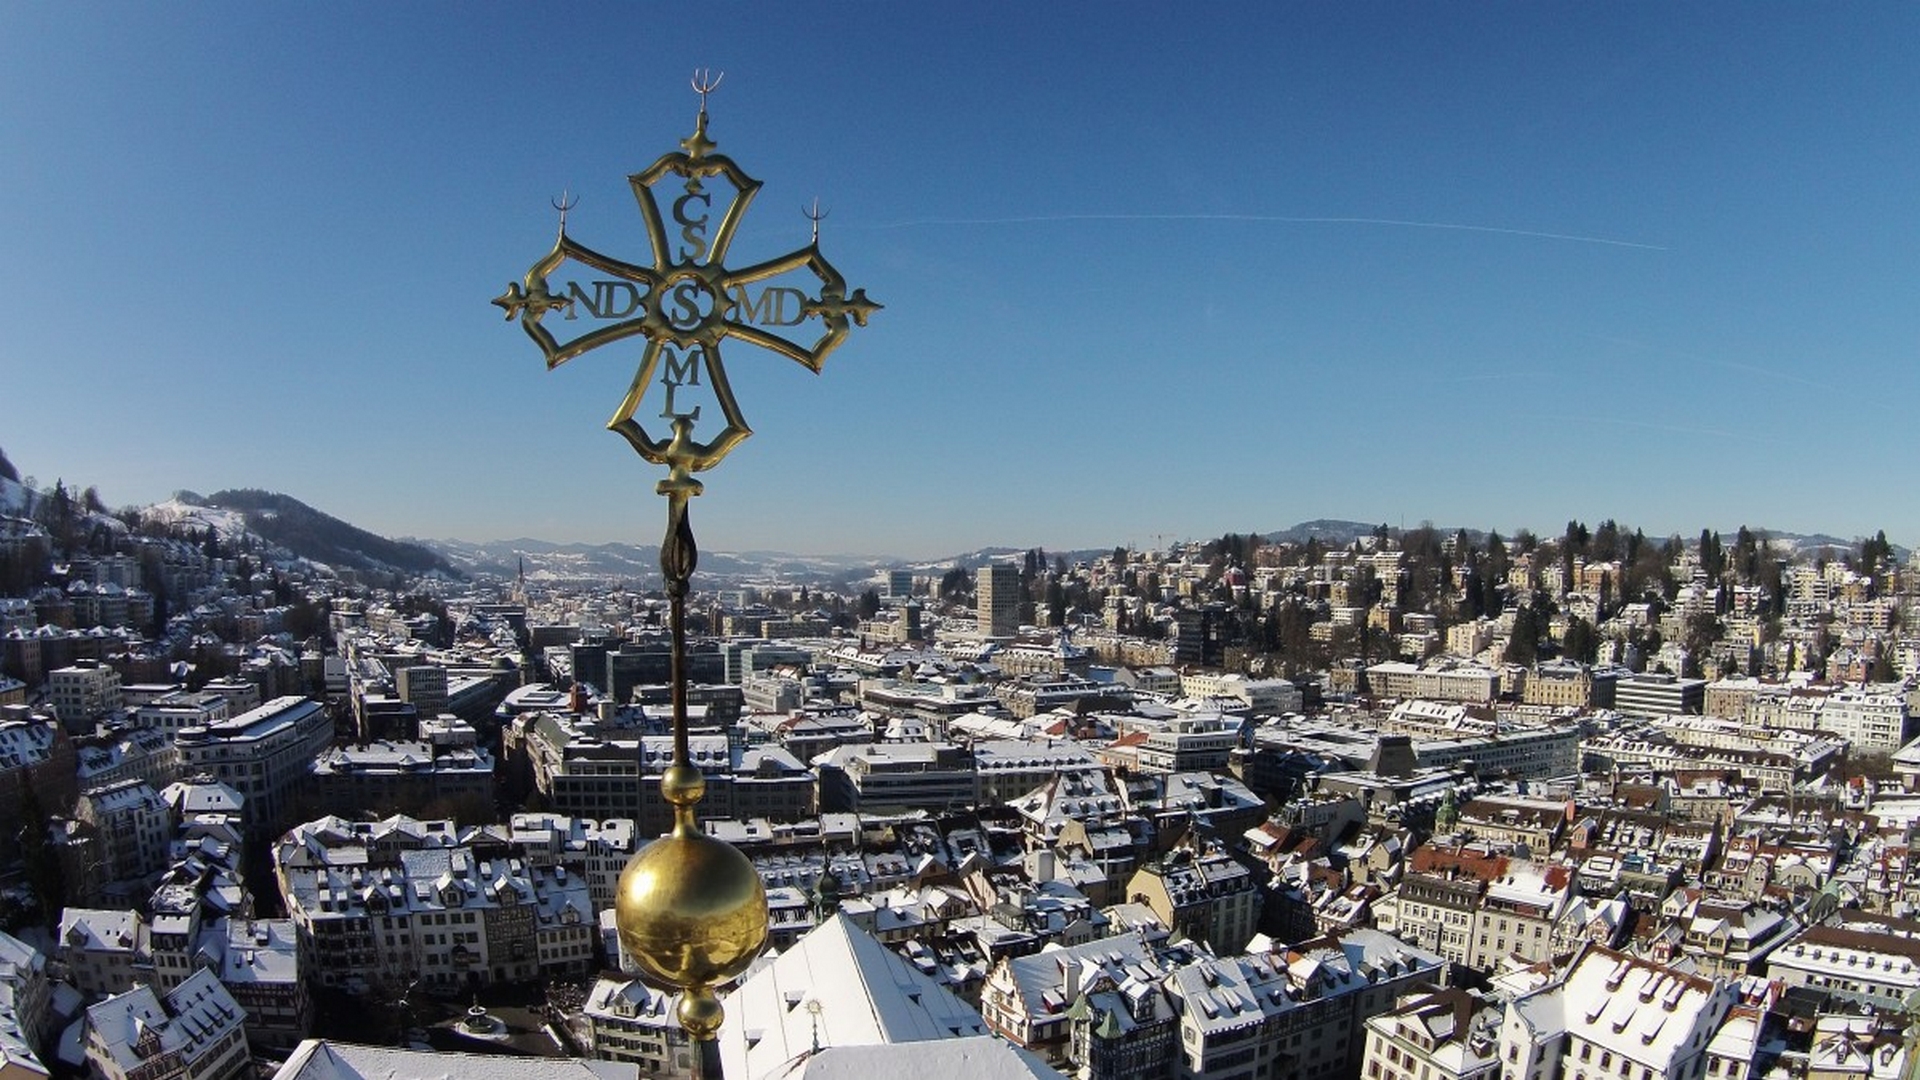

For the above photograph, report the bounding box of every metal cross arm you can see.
[493,97,880,483]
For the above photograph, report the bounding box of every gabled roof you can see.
[719,914,988,1080]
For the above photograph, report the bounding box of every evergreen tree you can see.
[1562,616,1600,665]
[1699,528,1725,580]
[1592,519,1621,563]
[47,479,75,554]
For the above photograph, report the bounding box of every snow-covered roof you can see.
[273,1040,636,1080]
[719,914,988,1080]
[766,1036,1059,1080]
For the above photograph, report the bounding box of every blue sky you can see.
[4,4,1915,560]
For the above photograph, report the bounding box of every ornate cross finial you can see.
[494,78,878,1074]
[495,82,880,485]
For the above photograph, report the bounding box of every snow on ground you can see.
[144,497,251,539]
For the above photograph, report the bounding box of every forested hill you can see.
[203,489,455,577]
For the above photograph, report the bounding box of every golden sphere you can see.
[677,989,726,1042]
[615,829,769,996]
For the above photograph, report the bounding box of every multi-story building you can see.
[1178,674,1302,716]
[973,740,1103,804]
[76,780,172,887]
[506,714,813,835]
[1122,844,1259,954]
[393,665,448,724]
[1374,844,1514,968]
[1166,929,1445,1080]
[996,674,1114,718]
[978,562,1022,639]
[303,741,494,820]
[1666,894,1795,980]
[133,692,232,735]
[198,678,261,715]
[0,707,76,858]
[1611,673,1706,718]
[1499,945,1733,1080]
[208,918,311,1054]
[1453,797,1567,856]
[581,977,689,1078]
[981,932,1174,1073]
[1366,661,1500,705]
[174,697,333,838]
[1174,604,1229,668]
[74,727,180,794]
[1466,863,1571,969]
[1414,725,1580,782]
[814,742,976,813]
[1361,986,1501,1080]
[50,660,122,730]
[82,969,248,1080]
[0,928,52,1069]
[57,908,144,999]
[1521,661,1600,709]
[1764,911,1920,1011]
[274,816,594,992]
[508,813,638,914]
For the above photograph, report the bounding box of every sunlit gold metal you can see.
[494,73,878,1073]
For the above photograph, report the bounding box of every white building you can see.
[275,816,594,992]
[1764,911,1920,1011]
[581,978,687,1078]
[1176,674,1302,716]
[1165,928,1445,1080]
[57,908,144,1000]
[175,697,332,837]
[1362,986,1500,1080]
[1499,944,1733,1080]
[83,969,248,1080]
[77,780,172,886]
[50,661,122,729]
[508,813,638,914]
[0,929,51,1077]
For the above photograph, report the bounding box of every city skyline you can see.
[5,5,1916,559]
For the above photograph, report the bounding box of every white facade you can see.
[83,970,248,1080]
[175,697,332,836]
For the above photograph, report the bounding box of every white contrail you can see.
[858,212,1667,251]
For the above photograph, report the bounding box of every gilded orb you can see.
[614,825,769,1025]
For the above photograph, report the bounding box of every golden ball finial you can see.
[614,824,769,1025]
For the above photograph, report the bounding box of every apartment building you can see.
[82,970,248,1080]
[275,816,594,992]
[1166,929,1445,1080]
[50,660,122,729]
[1611,673,1706,718]
[1500,945,1733,1080]
[1361,987,1500,1080]
[174,697,332,838]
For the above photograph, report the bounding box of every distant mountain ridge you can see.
[425,520,1903,586]
[419,536,891,585]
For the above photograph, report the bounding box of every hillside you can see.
[197,489,456,577]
